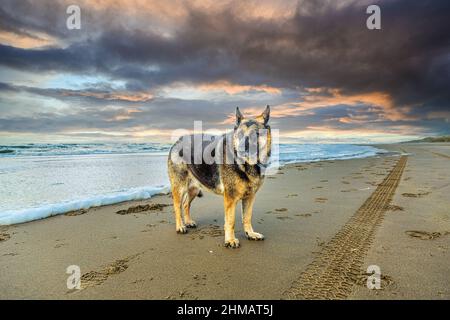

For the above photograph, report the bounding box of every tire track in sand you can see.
[284,156,408,299]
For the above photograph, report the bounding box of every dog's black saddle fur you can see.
[180,134,222,191]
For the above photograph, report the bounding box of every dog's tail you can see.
[197,190,203,198]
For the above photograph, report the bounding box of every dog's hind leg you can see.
[168,155,189,234]
[242,195,264,241]
[172,187,187,234]
[183,185,199,228]
[223,193,240,248]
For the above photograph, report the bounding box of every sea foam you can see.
[0,185,169,225]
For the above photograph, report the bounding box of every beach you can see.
[0,143,449,299]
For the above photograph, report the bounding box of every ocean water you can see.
[0,143,386,225]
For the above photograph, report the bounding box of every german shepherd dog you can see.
[168,106,271,248]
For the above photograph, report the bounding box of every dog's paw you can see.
[224,238,240,248]
[245,231,265,241]
[185,220,197,228]
[176,225,188,234]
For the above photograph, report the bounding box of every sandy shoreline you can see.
[0,143,449,299]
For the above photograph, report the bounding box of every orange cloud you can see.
[85,0,296,21]
[338,114,372,124]
[60,90,153,102]
[220,87,416,126]
[229,89,398,121]
[198,80,281,95]
[0,30,58,49]
[108,108,142,121]
[302,88,393,110]
[282,124,427,143]
[260,88,417,122]
[301,88,418,122]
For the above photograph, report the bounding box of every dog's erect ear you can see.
[257,105,270,125]
[236,107,244,126]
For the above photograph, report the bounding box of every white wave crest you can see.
[0,185,169,225]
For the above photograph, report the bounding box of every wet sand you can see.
[0,143,449,299]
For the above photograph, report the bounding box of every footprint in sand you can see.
[165,289,198,300]
[65,209,87,216]
[190,225,223,240]
[166,274,208,300]
[286,194,298,198]
[315,197,328,203]
[341,189,357,192]
[275,208,288,212]
[116,203,171,215]
[316,239,326,247]
[54,243,67,249]
[402,192,430,198]
[141,224,157,232]
[405,230,445,240]
[0,232,10,242]
[354,272,396,291]
[78,253,141,290]
[385,204,404,212]
[131,279,147,285]
[276,216,293,220]
[3,252,18,257]
[341,181,350,185]
[295,213,312,218]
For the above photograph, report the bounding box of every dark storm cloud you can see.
[0,97,238,133]
[0,82,153,105]
[0,0,449,139]
[0,0,104,42]
[1,0,449,107]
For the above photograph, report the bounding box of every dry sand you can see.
[0,143,449,299]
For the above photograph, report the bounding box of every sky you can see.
[0,0,449,144]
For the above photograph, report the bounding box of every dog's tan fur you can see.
[167,106,271,248]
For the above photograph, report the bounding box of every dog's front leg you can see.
[223,194,240,248]
[242,195,264,241]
